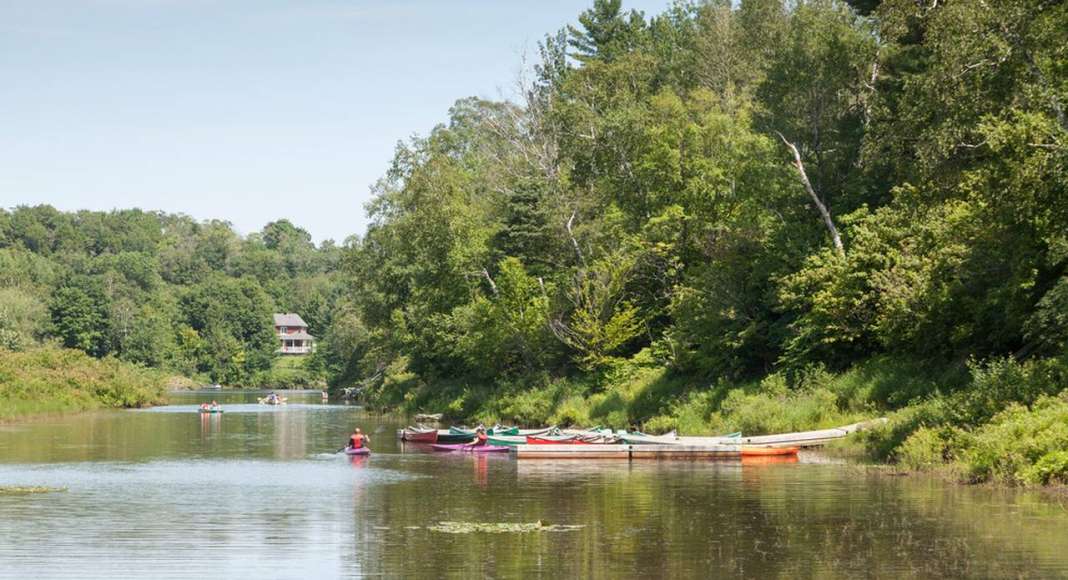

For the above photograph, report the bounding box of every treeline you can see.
[0,206,343,385]
[329,0,1066,394]
[317,0,1068,484]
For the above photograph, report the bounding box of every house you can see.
[274,313,315,355]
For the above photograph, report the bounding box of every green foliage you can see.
[0,205,342,388]
[0,346,167,420]
[962,396,1068,485]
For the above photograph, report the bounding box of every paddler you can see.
[347,427,370,450]
[467,425,488,447]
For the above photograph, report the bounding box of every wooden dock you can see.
[510,444,742,460]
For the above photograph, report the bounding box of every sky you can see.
[0,0,671,244]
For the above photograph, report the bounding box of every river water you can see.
[2,390,1067,579]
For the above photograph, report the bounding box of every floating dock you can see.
[511,444,742,460]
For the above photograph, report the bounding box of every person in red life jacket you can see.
[347,428,370,451]
[466,426,488,447]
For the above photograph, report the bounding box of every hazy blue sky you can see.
[0,0,670,243]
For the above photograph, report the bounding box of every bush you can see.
[961,396,1068,484]
[896,427,963,471]
[1022,451,1068,486]
[0,346,167,420]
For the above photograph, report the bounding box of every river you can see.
[1,390,1067,579]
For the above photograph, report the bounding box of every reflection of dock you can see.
[511,444,743,460]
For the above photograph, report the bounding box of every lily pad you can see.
[428,521,584,534]
[0,486,67,496]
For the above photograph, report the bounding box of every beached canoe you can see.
[344,447,371,456]
[486,434,528,446]
[740,446,798,457]
[526,435,592,445]
[436,431,476,443]
[430,443,510,453]
[401,427,438,443]
[449,426,521,436]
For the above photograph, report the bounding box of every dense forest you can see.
[0,207,343,386]
[2,0,1067,483]
[322,0,1067,483]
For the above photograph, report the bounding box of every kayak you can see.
[198,408,224,414]
[344,447,371,456]
[258,397,287,405]
[430,443,510,453]
[740,446,799,457]
[401,427,438,443]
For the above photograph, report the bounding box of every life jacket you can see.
[350,434,364,449]
[476,432,488,445]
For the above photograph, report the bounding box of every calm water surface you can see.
[2,390,1067,579]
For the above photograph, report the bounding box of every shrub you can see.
[961,396,1068,484]
[1022,451,1068,486]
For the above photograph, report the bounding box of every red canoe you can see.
[401,427,439,443]
[525,436,591,445]
[740,446,799,457]
[430,443,510,453]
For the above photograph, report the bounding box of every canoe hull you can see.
[526,436,591,445]
[740,446,798,457]
[344,447,371,456]
[436,432,476,443]
[401,429,439,443]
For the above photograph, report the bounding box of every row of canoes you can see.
[400,425,803,457]
[399,425,555,444]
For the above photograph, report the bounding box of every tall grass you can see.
[0,346,167,421]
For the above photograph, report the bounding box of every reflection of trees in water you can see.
[339,461,1068,579]
[273,406,308,459]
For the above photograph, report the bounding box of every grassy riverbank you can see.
[0,346,168,421]
[365,353,1068,487]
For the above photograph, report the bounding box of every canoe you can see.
[486,435,528,446]
[436,431,476,443]
[449,426,520,436]
[514,426,554,436]
[401,427,439,443]
[741,446,798,457]
[430,443,510,453]
[620,431,742,445]
[344,447,371,456]
[526,435,591,445]
[258,397,287,405]
[198,408,224,414]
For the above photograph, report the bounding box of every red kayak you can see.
[344,447,371,456]
[430,443,510,453]
[401,427,439,443]
[525,436,591,445]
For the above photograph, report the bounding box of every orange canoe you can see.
[740,446,799,457]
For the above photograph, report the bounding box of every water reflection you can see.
[0,392,1067,579]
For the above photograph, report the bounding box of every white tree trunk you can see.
[777,132,845,256]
